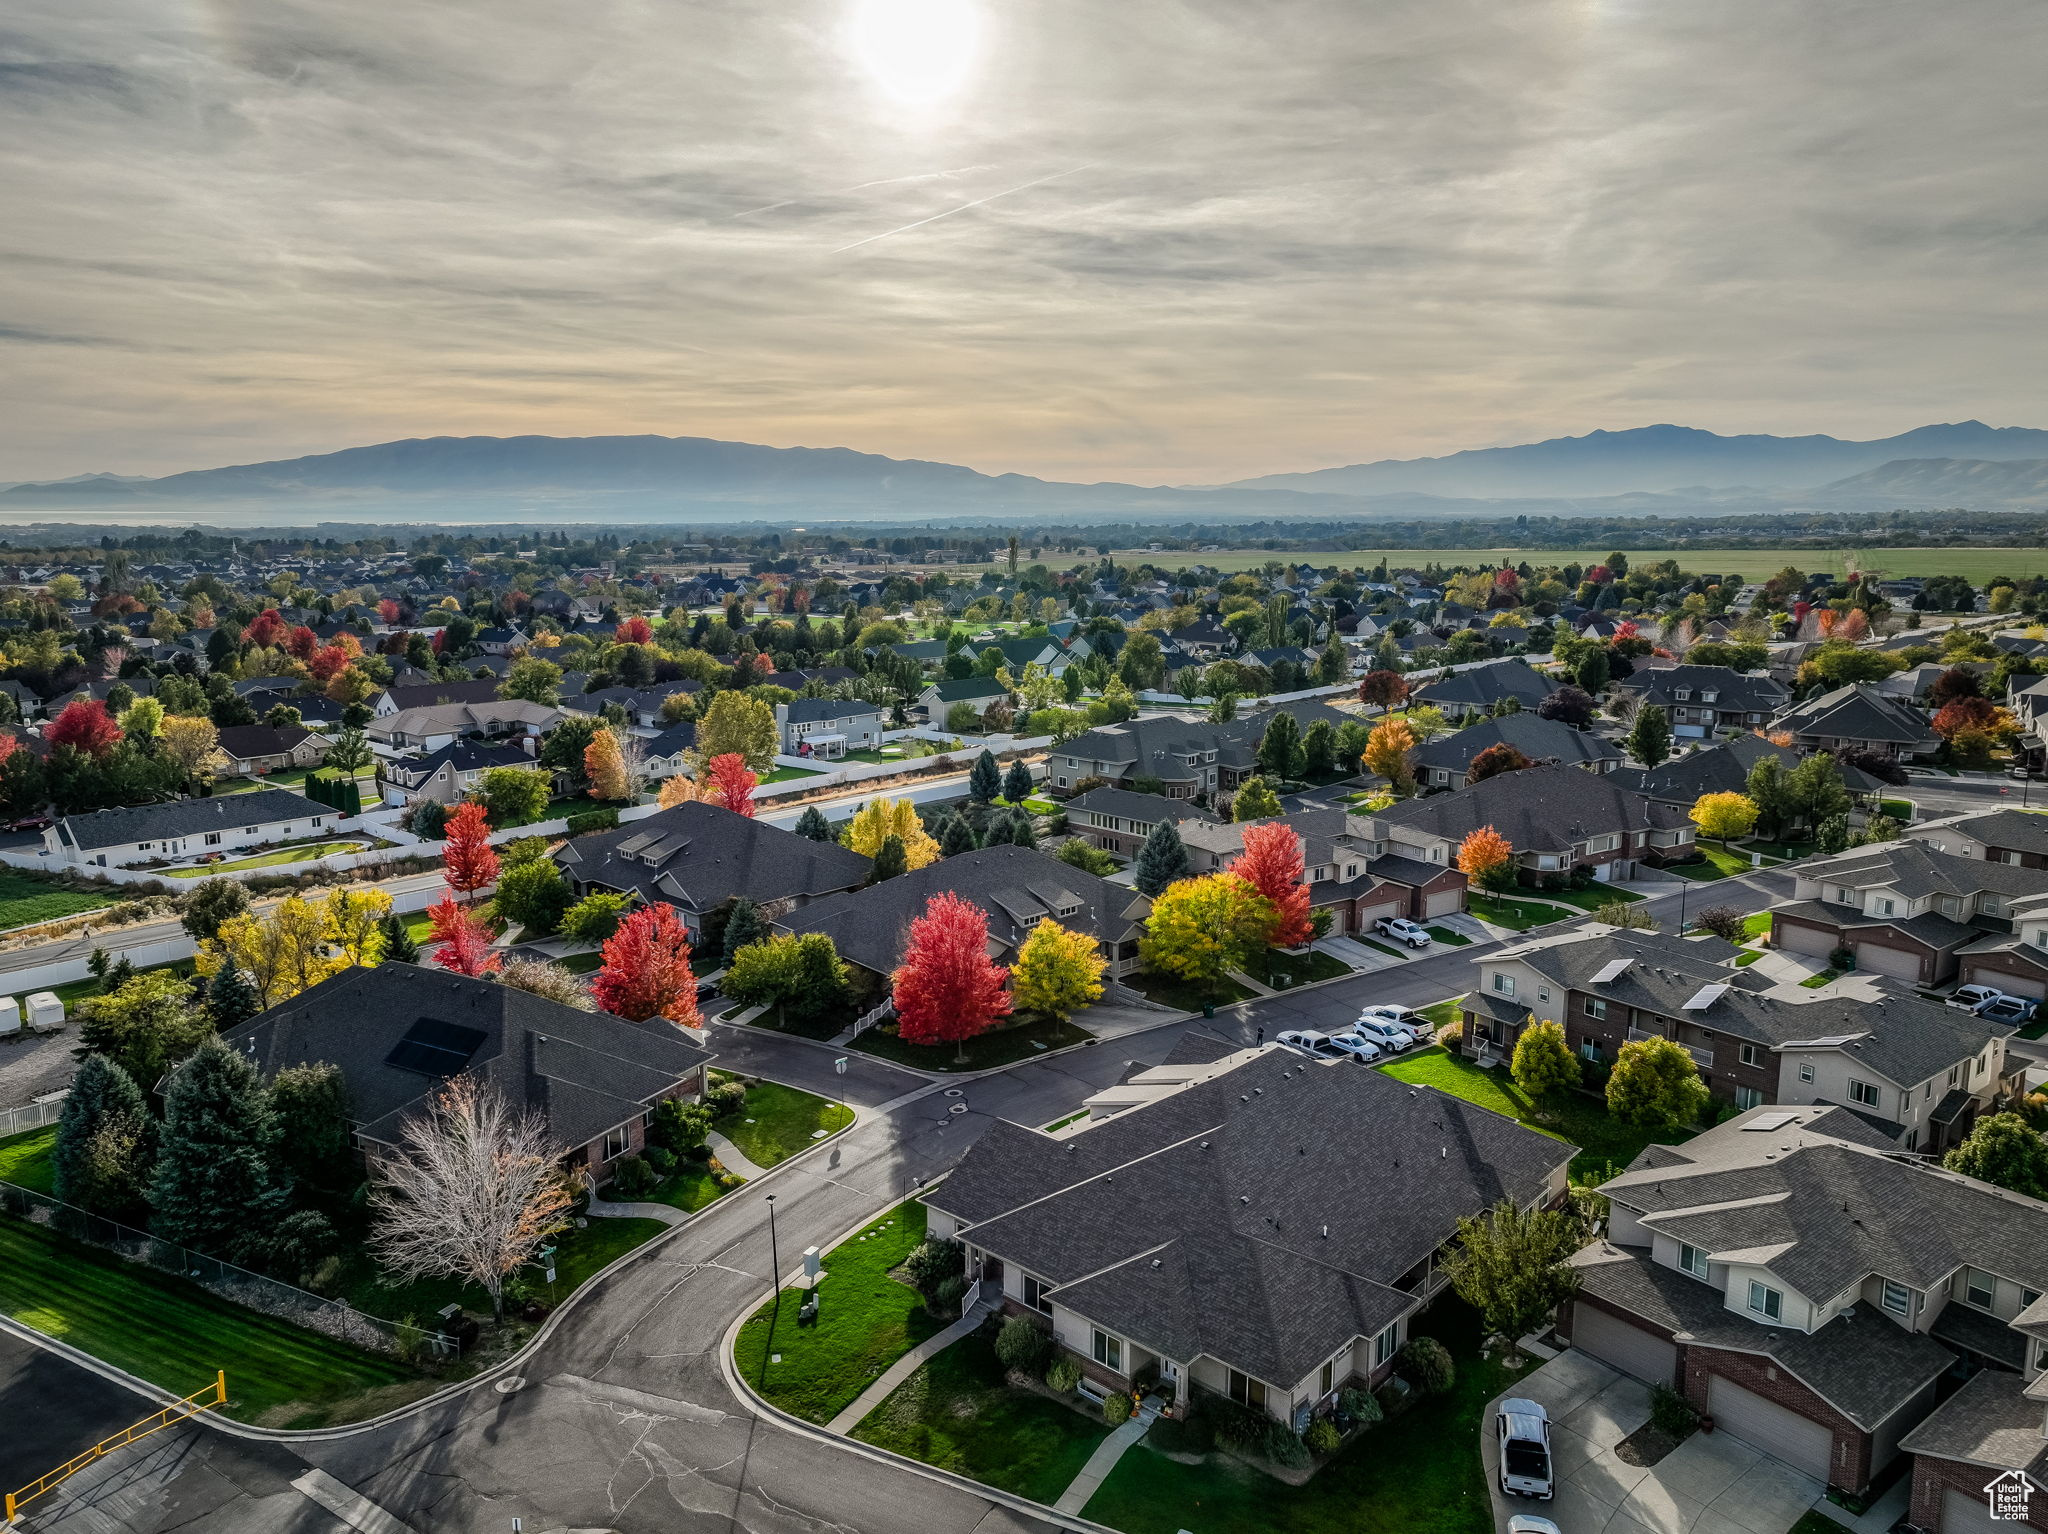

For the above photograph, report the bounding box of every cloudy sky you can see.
[2,0,2044,486]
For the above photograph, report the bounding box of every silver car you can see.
[1349,1017,1415,1053]
[1498,1397,1554,1499]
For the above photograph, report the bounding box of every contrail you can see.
[729,166,998,220]
[828,162,1099,254]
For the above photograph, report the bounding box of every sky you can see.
[2,0,2045,487]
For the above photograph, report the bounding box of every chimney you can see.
[521,735,536,758]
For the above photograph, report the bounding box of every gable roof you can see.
[557,800,870,914]
[1800,840,2048,902]
[1372,762,1689,851]
[1407,713,1620,776]
[378,678,504,712]
[1412,658,1557,710]
[1617,664,1787,712]
[1915,808,2048,859]
[57,787,325,852]
[1778,683,1934,746]
[925,677,1008,703]
[214,724,314,760]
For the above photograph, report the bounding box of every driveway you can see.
[1484,1350,1824,1534]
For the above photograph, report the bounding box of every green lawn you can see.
[1673,845,1752,881]
[1126,969,1256,1012]
[1417,996,1465,1028]
[1540,885,1645,911]
[760,765,827,784]
[718,1076,855,1167]
[1084,1299,1517,1534]
[1467,894,1568,931]
[602,1160,738,1213]
[1376,1046,1683,1180]
[1741,912,1773,938]
[0,1214,427,1427]
[0,870,116,933]
[853,1015,1093,1072]
[1359,937,1411,960]
[1801,969,1843,988]
[733,1201,946,1424]
[161,840,365,877]
[1246,948,1353,986]
[852,1322,1113,1504]
[1426,925,1472,946]
[0,1125,56,1192]
[1733,950,1762,967]
[1747,840,1816,863]
[558,949,602,974]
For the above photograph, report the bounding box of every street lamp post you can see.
[765,1193,781,1318]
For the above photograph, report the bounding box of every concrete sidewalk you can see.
[1053,1397,1161,1514]
[707,1129,772,1181]
[825,1284,996,1433]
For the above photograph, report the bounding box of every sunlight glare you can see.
[846,0,982,108]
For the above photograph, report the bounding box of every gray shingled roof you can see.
[1778,683,1933,746]
[1407,714,1620,776]
[1899,1366,2048,1479]
[558,801,870,915]
[1373,762,1690,851]
[1617,664,1787,714]
[58,787,328,852]
[1927,808,2048,859]
[782,698,886,724]
[1413,658,1557,711]
[1802,841,2048,901]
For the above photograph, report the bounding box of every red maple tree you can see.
[892,893,1012,1051]
[591,904,701,1024]
[440,801,500,900]
[244,608,287,648]
[377,598,403,625]
[704,753,757,817]
[1933,696,2001,740]
[428,893,502,977]
[1229,821,1314,949]
[308,643,353,683]
[46,699,122,758]
[285,625,318,662]
[615,616,652,645]
[0,733,19,767]
[1357,670,1409,710]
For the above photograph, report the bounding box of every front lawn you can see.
[718,1075,855,1167]
[1416,996,1465,1028]
[852,1321,1112,1505]
[1741,912,1772,938]
[611,1162,736,1214]
[1801,969,1842,988]
[1126,969,1256,1012]
[1083,1298,1517,1534]
[1672,845,1752,881]
[1539,885,1645,910]
[0,870,116,933]
[1467,894,1568,931]
[1376,1046,1683,1180]
[1246,948,1353,987]
[1425,925,1472,946]
[0,1214,428,1427]
[1747,840,1816,863]
[161,840,365,876]
[759,765,827,784]
[733,1200,946,1424]
[853,1015,1093,1072]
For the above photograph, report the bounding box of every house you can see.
[1899,1347,2048,1534]
[45,788,340,870]
[1464,926,2014,1147]
[1406,713,1621,790]
[213,724,326,777]
[1776,684,1939,761]
[1174,808,1469,931]
[774,699,886,760]
[367,698,562,753]
[371,678,507,717]
[1364,762,1695,885]
[1064,786,1222,858]
[1614,733,1874,814]
[919,676,1008,724]
[925,1032,1573,1424]
[1907,808,2048,871]
[640,723,697,781]
[779,844,1151,980]
[556,801,870,944]
[1770,842,2048,986]
[1047,700,1357,800]
[474,625,528,656]
[1410,658,1559,721]
[1563,1103,2048,1499]
[1616,664,1790,739]
[560,685,698,729]
[378,739,538,807]
[226,965,714,1176]
[1168,616,1235,658]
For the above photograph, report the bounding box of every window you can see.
[1092,1330,1123,1373]
[1227,1369,1266,1409]
[1966,1270,1995,1309]
[1739,1044,1760,1068]
[1373,1322,1400,1365]
[204,832,222,847]
[2025,1289,2042,1309]
[1748,1282,1783,1320]
[1022,1274,1052,1315]
[1872,898,1895,917]
[603,1125,630,1161]
[1798,1062,1815,1083]
[1680,1244,1710,1278]
[1701,691,1719,704]
[1849,1080,1880,1109]
[1735,1086,1764,1110]
[1881,1280,1912,1316]
[1321,1359,1335,1396]
[1493,974,1516,996]
[1579,1041,1600,1062]
[1585,998,1608,1020]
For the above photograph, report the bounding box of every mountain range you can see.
[3,423,2045,525]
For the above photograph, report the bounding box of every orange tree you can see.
[1229,822,1314,949]
[1455,825,1516,893]
[1362,717,1417,795]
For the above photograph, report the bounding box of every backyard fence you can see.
[0,1179,457,1360]
[0,1098,63,1138]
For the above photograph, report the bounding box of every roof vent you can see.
[1321,1224,1329,1238]
[1151,1258,1161,1268]
[1239,1195,1250,1204]
[1199,1140,1209,1149]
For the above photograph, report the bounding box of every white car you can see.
[1497,1397,1555,1500]
[1375,916,1434,949]
[1509,1518,1563,1534]
[1349,1017,1415,1053]
[1322,1032,1384,1063]
[1357,1005,1434,1046]
[1277,1029,1346,1060]
[1949,984,2008,1012]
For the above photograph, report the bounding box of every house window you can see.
[1872,898,1895,917]
[1849,1080,1880,1109]
[1966,1270,1995,1309]
[1680,1244,1710,1278]
[204,832,223,847]
[1227,1369,1267,1409]
[1748,1282,1783,1320]
[1739,1044,1760,1068]
[602,1125,630,1161]
[1022,1275,1053,1315]
[1585,998,1608,1020]
[1881,1280,1912,1316]
[1092,1330,1123,1373]
[1579,1041,1600,1062]
[1735,1086,1764,1110]
[1493,974,1515,996]
[1320,1359,1335,1396]
[1798,1063,1815,1083]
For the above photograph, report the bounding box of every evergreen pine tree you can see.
[52,1054,147,1207]
[1005,809,1039,848]
[1002,760,1033,803]
[969,749,1002,802]
[103,954,136,993]
[269,1062,356,1206]
[939,814,979,857]
[204,963,261,1030]
[149,1038,289,1255]
[721,897,766,968]
[379,912,420,965]
[1133,819,1190,897]
[870,834,909,883]
[793,805,833,842]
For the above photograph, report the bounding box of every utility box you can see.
[24,993,63,1034]
[0,996,18,1037]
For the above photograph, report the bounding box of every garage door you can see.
[1965,965,2048,1001]
[1573,1306,1677,1386]
[1776,922,1837,958]
[1855,942,1924,982]
[1424,888,1463,918]
[1939,1488,2008,1534]
[1354,900,1401,933]
[1706,1377,1835,1482]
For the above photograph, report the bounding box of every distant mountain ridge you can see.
[1223,421,2048,499]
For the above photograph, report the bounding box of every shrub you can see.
[1694,905,1747,943]
[1304,1417,1341,1455]
[1103,1391,1132,1426]
[651,1099,712,1155]
[1435,1021,1463,1049]
[902,1236,964,1293]
[1046,1355,1082,1394]
[1650,1382,1699,1438]
[1146,1411,1213,1455]
[1339,1386,1382,1426]
[1829,945,1855,971]
[994,1315,1054,1376]
[706,1079,748,1118]
[609,1154,655,1198]
[1398,1335,1455,1395]
[1262,1421,1310,1468]
[1200,1392,1267,1449]
[934,1275,968,1314]
[643,1146,676,1176]
[565,807,621,836]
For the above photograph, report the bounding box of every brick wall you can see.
[1909,1453,2048,1534]
[1682,1345,1873,1494]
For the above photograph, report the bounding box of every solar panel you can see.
[385,1018,488,1078]
[1743,1111,1800,1132]
[1590,959,1633,984]
[1682,983,1730,1011]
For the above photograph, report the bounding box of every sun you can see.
[846,0,982,109]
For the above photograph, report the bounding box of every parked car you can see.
[1950,984,2009,1012]
[1349,1017,1415,1053]
[1277,1029,1346,1060]
[1508,1518,1563,1534]
[1322,1032,1384,1063]
[1974,994,2038,1025]
[1497,1398,1554,1500]
[1375,916,1433,949]
[1356,1005,1433,1046]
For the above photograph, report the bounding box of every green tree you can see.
[1054,837,1116,875]
[149,1038,289,1257]
[1002,759,1034,803]
[1334,719,1371,773]
[497,656,564,706]
[1301,719,1336,779]
[539,715,603,790]
[720,897,767,968]
[1784,751,1850,835]
[1440,1197,1581,1362]
[945,701,979,734]
[268,1062,355,1206]
[1132,819,1190,896]
[1745,754,1791,840]
[53,1053,149,1213]
[73,971,214,1091]
[940,814,979,857]
[495,859,572,936]
[1574,649,1610,694]
[1316,638,1348,686]
[696,690,779,772]
[1626,705,1672,768]
[379,912,420,965]
[1942,1112,2048,1198]
[1138,873,1276,993]
[1511,1020,1581,1098]
[1257,714,1306,780]
[969,749,1002,802]
[479,766,554,826]
[203,962,262,1029]
[870,833,909,882]
[562,891,633,945]
[180,877,250,947]
[1232,776,1283,821]
[792,805,834,842]
[1606,1036,1710,1131]
[723,932,849,1026]
[324,723,374,774]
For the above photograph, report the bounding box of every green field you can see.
[1086,547,2048,583]
[161,840,366,876]
[0,870,115,933]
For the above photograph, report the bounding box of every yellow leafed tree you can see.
[1689,792,1759,844]
[196,888,392,1007]
[1010,918,1106,1021]
[583,728,632,802]
[843,797,941,870]
[1137,873,1276,993]
[656,773,700,809]
[159,715,227,780]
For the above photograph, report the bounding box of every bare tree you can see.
[495,956,596,1010]
[614,729,650,802]
[369,1076,573,1319]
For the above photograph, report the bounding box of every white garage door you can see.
[1855,942,1924,981]
[1965,965,2048,1001]
[1707,1377,1835,1482]
[1424,888,1463,918]
[1776,922,1837,958]
[1940,1488,2008,1534]
[1573,1307,1677,1386]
